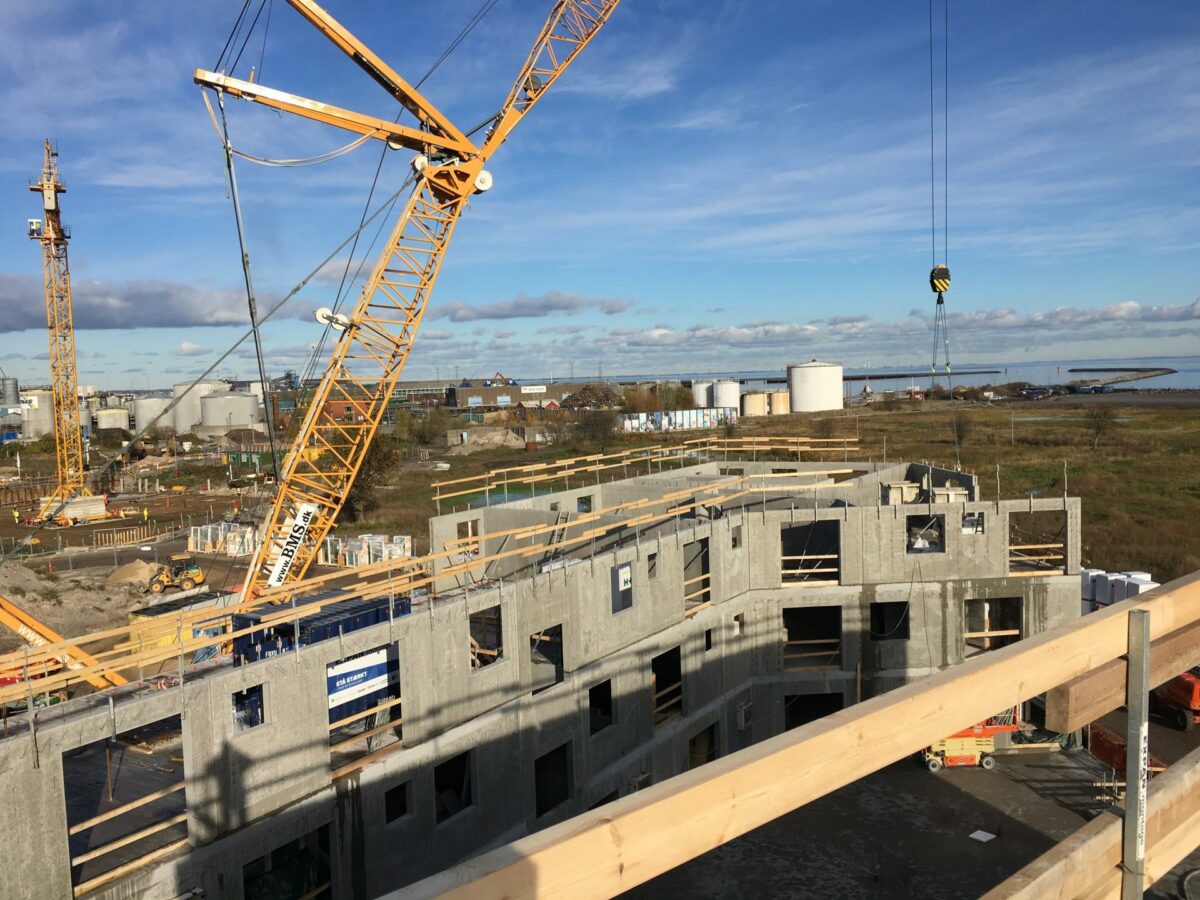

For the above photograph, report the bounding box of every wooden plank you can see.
[390,572,1200,900]
[68,781,185,835]
[1046,616,1200,734]
[72,838,189,898]
[71,812,187,865]
[982,741,1200,899]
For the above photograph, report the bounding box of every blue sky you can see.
[1,0,1198,389]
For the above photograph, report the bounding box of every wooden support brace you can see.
[983,741,1200,899]
[1046,617,1200,734]
[68,781,185,835]
[391,574,1200,900]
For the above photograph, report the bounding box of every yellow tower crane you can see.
[195,0,621,597]
[28,141,96,523]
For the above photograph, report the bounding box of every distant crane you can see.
[195,0,621,596]
[28,141,93,522]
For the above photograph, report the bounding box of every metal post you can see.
[1122,608,1150,900]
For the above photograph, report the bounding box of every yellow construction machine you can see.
[142,554,207,595]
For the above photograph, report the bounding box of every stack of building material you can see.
[188,522,257,558]
[1081,568,1160,612]
[317,534,411,568]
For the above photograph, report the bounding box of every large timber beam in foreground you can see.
[1046,617,1200,733]
[396,572,1200,900]
[984,741,1200,899]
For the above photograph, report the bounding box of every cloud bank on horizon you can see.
[0,1,1197,385]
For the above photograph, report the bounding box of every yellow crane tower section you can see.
[195,0,621,597]
[28,140,91,521]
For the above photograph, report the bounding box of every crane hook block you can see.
[930,264,950,295]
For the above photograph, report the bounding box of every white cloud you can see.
[177,341,209,356]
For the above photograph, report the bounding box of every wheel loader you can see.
[141,554,206,595]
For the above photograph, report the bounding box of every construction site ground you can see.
[628,714,1200,900]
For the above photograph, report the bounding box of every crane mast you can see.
[29,141,90,520]
[196,0,621,596]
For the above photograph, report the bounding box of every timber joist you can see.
[396,572,1200,900]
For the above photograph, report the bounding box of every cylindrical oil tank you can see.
[173,380,227,434]
[133,394,174,432]
[740,391,769,417]
[0,377,18,407]
[788,360,843,413]
[22,390,54,438]
[201,391,262,432]
[712,380,740,411]
[768,390,790,415]
[691,380,713,408]
[95,407,131,432]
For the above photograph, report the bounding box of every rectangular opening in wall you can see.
[784,692,844,730]
[782,606,842,670]
[468,604,503,670]
[965,597,1022,657]
[611,562,633,614]
[780,520,840,585]
[62,715,188,891]
[718,466,744,476]
[682,537,711,615]
[589,790,620,810]
[647,551,658,580]
[651,646,683,726]
[687,722,719,770]
[1008,510,1068,574]
[704,628,713,651]
[384,781,410,824]
[869,601,910,641]
[731,524,742,550]
[327,643,402,769]
[455,518,481,557]
[534,741,573,817]
[577,494,593,514]
[962,512,985,534]
[732,613,744,637]
[589,679,614,734]
[233,683,266,731]
[906,515,945,553]
[530,624,564,695]
[434,751,473,823]
[549,501,559,512]
[243,824,331,900]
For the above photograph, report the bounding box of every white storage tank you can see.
[712,380,740,411]
[740,391,769,417]
[0,377,18,407]
[22,390,54,439]
[173,380,228,434]
[788,360,843,413]
[95,408,130,432]
[691,381,713,408]
[768,390,790,416]
[201,391,262,432]
[133,394,175,432]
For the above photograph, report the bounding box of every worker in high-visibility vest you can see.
[119,508,127,520]
[11,509,18,525]
[142,507,149,523]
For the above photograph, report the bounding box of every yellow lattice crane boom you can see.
[29,140,91,521]
[195,0,621,595]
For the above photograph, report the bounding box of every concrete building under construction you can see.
[0,457,1081,899]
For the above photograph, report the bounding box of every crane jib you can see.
[265,503,321,588]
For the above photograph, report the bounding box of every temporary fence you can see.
[318,534,412,569]
[188,523,256,558]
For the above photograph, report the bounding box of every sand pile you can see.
[105,559,161,587]
[0,562,144,653]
